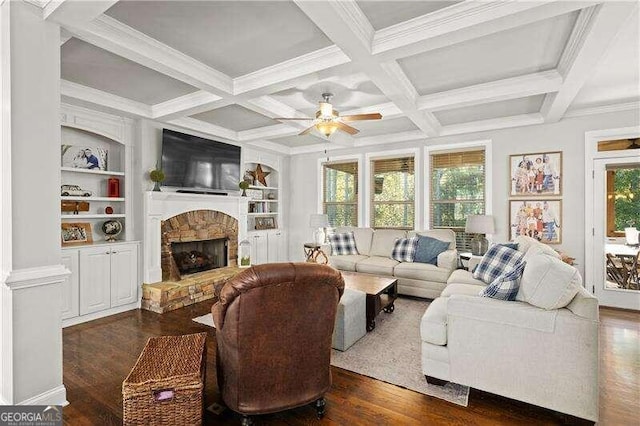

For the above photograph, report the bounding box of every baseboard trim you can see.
[17,385,67,406]
[62,302,138,328]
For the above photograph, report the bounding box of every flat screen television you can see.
[161,129,241,193]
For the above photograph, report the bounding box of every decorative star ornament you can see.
[250,164,271,187]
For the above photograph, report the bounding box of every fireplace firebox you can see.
[171,238,228,276]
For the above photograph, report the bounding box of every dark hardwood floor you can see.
[62,302,639,425]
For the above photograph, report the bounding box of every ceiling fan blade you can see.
[334,121,359,135]
[273,117,315,121]
[340,113,382,122]
[298,126,315,136]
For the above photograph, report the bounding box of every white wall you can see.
[1,1,66,405]
[286,109,640,279]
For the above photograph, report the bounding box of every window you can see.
[430,149,485,250]
[606,166,639,237]
[323,161,358,227]
[371,157,415,229]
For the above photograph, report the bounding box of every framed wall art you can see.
[509,200,562,244]
[61,222,93,245]
[509,152,561,197]
[61,144,108,170]
[255,216,276,230]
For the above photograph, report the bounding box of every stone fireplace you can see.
[161,210,238,281]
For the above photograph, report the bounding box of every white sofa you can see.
[326,227,458,299]
[420,239,599,421]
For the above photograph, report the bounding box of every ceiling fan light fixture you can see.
[317,122,338,137]
[319,101,333,118]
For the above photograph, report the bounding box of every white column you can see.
[0,1,68,406]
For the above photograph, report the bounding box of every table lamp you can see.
[465,215,495,256]
[309,214,330,245]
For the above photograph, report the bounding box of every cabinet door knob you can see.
[105,251,110,255]
[112,251,117,254]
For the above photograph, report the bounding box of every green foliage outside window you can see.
[372,161,415,229]
[324,163,358,227]
[613,168,640,230]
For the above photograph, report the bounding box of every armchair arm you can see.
[437,249,458,271]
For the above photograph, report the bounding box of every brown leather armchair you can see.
[212,263,344,425]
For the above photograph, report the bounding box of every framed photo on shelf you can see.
[509,151,561,197]
[255,216,276,230]
[509,200,562,244]
[61,222,93,245]
[61,144,108,171]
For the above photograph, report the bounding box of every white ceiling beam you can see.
[151,91,225,121]
[294,0,440,137]
[417,70,563,112]
[542,3,638,123]
[61,79,152,117]
[564,100,640,119]
[237,124,301,142]
[342,102,403,120]
[64,15,234,96]
[245,140,292,156]
[353,130,426,148]
[373,1,597,62]
[439,113,544,137]
[166,117,237,142]
[43,0,118,26]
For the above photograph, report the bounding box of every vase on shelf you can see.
[152,181,162,192]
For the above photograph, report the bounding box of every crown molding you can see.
[237,124,300,142]
[289,141,346,156]
[326,0,374,52]
[557,5,600,77]
[246,140,292,156]
[67,15,233,95]
[167,117,238,142]
[440,113,544,137]
[234,45,350,95]
[151,90,223,120]
[353,129,426,148]
[61,80,152,117]
[417,70,563,112]
[564,100,640,119]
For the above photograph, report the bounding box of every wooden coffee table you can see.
[341,271,398,331]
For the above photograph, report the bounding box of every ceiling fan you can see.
[274,93,382,137]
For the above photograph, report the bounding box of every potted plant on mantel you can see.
[149,166,165,192]
[239,180,250,197]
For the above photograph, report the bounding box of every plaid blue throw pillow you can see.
[480,261,526,300]
[473,244,524,284]
[391,236,419,262]
[327,232,359,256]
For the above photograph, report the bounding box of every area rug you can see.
[192,298,469,406]
[192,313,215,328]
[331,297,470,406]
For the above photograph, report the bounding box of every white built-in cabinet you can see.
[60,104,140,327]
[243,148,287,264]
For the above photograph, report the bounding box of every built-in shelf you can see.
[248,185,277,190]
[247,212,278,216]
[61,167,125,176]
[61,214,126,219]
[61,196,125,202]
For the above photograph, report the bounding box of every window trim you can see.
[365,148,420,229]
[317,155,363,226]
[424,140,492,240]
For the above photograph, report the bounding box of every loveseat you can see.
[325,227,458,299]
[420,237,599,421]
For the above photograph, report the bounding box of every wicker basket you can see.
[123,333,207,425]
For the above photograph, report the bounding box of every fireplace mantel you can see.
[143,191,249,283]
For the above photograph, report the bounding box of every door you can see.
[79,246,111,315]
[267,231,284,262]
[61,250,80,320]
[251,233,268,265]
[592,158,640,310]
[110,244,138,307]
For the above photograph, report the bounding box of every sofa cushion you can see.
[420,297,448,346]
[473,245,524,284]
[394,262,450,283]
[335,227,374,256]
[442,283,486,297]
[480,261,526,301]
[355,256,399,276]
[329,255,369,272]
[409,229,456,250]
[328,231,359,255]
[447,269,486,287]
[370,229,407,258]
[414,236,450,265]
[517,252,581,310]
[514,235,561,259]
[391,236,419,262]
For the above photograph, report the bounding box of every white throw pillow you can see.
[517,253,582,310]
[514,235,561,259]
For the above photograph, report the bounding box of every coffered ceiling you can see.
[40,0,639,155]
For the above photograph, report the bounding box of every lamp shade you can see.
[465,215,495,234]
[309,214,329,228]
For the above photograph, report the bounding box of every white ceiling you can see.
[51,0,639,155]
